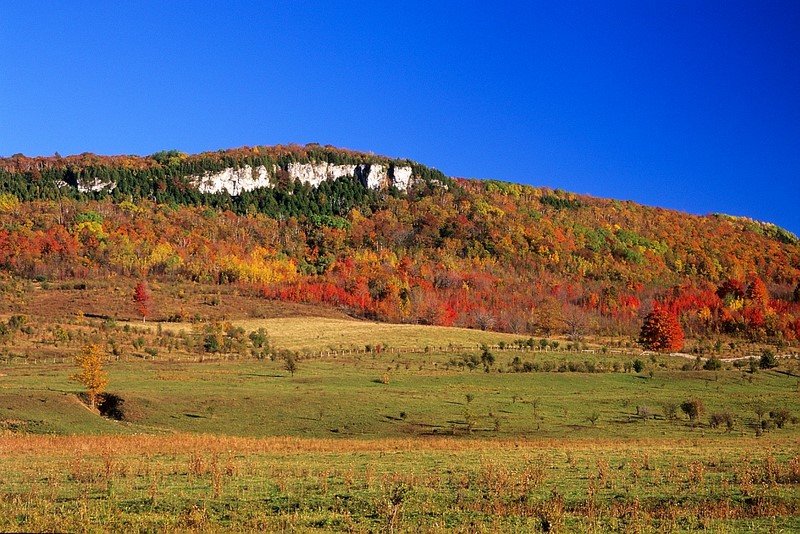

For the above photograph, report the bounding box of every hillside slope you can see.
[1,144,798,343]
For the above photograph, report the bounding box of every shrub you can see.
[759,350,778,369]
[284,352,297,376]
[480,345,495,371]
[680,399,705,422]
[709,412,735,431]
[249,328,269,349]
[770,408,792,429]
[662,401,679,421]
[632,359,644,373]
[203,334,221,353]
[703,356,722,371]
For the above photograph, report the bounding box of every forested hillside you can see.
[1,144,799,344]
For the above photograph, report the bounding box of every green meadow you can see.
[0,315,798,531]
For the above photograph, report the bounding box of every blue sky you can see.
[2,1,798,233]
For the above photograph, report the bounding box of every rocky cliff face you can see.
[192,162,414,195]
[77,177,116,194]
[193,165,272,195]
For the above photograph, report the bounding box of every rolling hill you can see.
[1,143,798,346]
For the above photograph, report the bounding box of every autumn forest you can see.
[1,144,799,350]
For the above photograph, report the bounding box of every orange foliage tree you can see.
[639,305,684,352]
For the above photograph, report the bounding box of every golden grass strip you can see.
[0,434,796,456]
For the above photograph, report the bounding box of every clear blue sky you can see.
[2,1,798,233]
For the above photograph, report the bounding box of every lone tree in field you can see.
[133,281,152,322]
[71,343,108,409]
[638,305,684,352]
[284,352,297,377]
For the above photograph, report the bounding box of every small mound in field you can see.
[97,393,125,420]
[96,393,146,421]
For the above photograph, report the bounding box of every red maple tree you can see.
[639,304,684,352]
[133,281,152,322]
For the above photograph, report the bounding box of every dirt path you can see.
[667,352,797,362]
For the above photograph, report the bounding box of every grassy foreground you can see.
[1,435,798,532]
[1,311,799,531]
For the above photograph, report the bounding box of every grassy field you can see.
[131,315,525,352]
[0,307,799,531]
[0,435,797,532]
[2,357,799,439]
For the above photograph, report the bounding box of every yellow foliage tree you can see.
[71,344,108,408]
[0,193,19,212]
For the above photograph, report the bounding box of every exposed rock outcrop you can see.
[392,166,413,190]
[78,177,116,194]
[284,162,413,191]
[192,161,417,196]
[287,162,358,187]
[193,165,272,195]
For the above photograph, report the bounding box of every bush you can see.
[662,401,679,421]
[709,412,735,431]
[759,350,778,369]
[203,334,221,353]
[703,356,722,371]
[284,352,297,376]
[249,328,269,349]
[770,408,792,429]
[632,359,644,373]
[480,345,495,371]
[680,399,705,422]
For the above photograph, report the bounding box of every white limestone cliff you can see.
[358,164,387,189]
[285,162,414,191]
[391,166,413,190]
[78,177,116,193]
[287,162,358,187]
[193,165,272,195]
[142,161,419,197]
